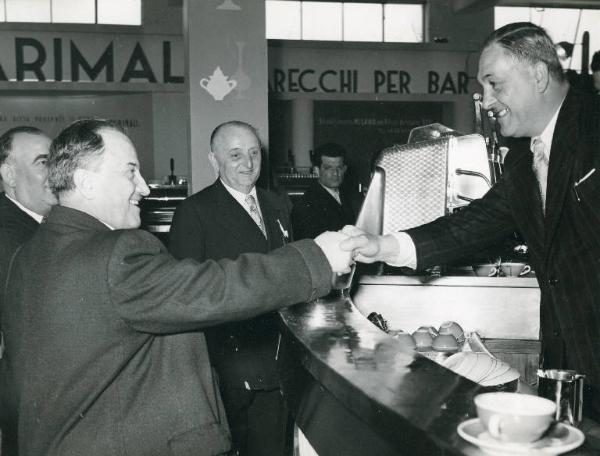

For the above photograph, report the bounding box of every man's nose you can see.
[137,176,150,196]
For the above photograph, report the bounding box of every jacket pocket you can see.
[573,168,600,203]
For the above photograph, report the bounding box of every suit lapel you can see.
[316,184,343,216]
[509,152,545,258]
[214,181,269,246]
[543,93,578,265]
[256,189,288,249]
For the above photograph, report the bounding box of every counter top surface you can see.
[279,295,599,455]
[358,275,540,288]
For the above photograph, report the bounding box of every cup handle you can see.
[488,267,498,277]
[228,79,237,89]
[200,78,209,89]
[519,265,531,276]
[487,414,504,439]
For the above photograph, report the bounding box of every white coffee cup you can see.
[474,392,556,443]
[500,262,532,277]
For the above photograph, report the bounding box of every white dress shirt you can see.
[220,179,264,222]
[5,194,44,223]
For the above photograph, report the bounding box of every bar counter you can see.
[278,292,600,455]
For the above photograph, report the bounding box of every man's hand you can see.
[314,231,353,273]
[339,226,400,264]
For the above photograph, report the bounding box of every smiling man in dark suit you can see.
[343,22,600,419]
[169,120,294,456]
[0,126,55,279]
[0,126,55,456]
[2,119,352,456]
[292,143,362,240]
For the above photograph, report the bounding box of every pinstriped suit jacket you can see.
[406,88,600,393]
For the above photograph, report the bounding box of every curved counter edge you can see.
[278,296,486,456]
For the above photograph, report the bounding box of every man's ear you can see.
[72,168,95,199]
[208,152,219,177]
[0,162,16,188]
[533,61,550,92]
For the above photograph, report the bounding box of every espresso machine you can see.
[356,123,491,240]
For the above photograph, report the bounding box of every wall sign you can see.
[270,68,469,94]
[0,94,154,175]
[0,32,184,85]
[268,46,476,95]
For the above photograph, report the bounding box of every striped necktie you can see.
[245,194,266,237]
[531,137,549,213]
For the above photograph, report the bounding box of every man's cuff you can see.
[387,232,417,269]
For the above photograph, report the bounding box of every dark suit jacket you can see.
[0,193,38,290]
[0,193,39,456]
[169,180,293,389]
[292,181,362,240]
[2,205,331,456]
[405,88,600,391]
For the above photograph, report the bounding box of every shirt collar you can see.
[320,183,341,204]
[220,179,257,206]
[529,97,565,159]
[5,194,45,223]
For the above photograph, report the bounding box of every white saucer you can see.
[457,418,585,455]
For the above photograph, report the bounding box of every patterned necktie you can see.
[245,194,266,237]
[531,137,549,213]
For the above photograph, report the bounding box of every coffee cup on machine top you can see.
[500,262,531,277]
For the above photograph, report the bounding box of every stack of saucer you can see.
[443,352,520,386]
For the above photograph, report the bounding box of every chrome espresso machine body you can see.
[356,123,492,236]
[355,93,526,272]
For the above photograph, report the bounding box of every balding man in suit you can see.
[0,126,55,456]
[170,121,294,456]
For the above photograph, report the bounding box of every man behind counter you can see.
[292,143,362,240]
[170,121,294,456]
[342,22,600,419]
[2,118,352,456]
[0,126,56,456]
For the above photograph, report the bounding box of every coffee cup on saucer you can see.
[474,392,556,444]
[500,262,531,277]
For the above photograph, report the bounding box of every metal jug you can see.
[537,369,585,427]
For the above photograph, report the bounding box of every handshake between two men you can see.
[315,225,402,274]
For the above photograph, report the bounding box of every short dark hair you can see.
[48,119,123,194]
[592,51,600,72]
[210,121,259,152]
[0,126,46,166]
[482,22,564,82]
[314,143,346,167]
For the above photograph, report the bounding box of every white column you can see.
[291,98,314,170]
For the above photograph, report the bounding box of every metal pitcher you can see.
[537,369,585,427]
